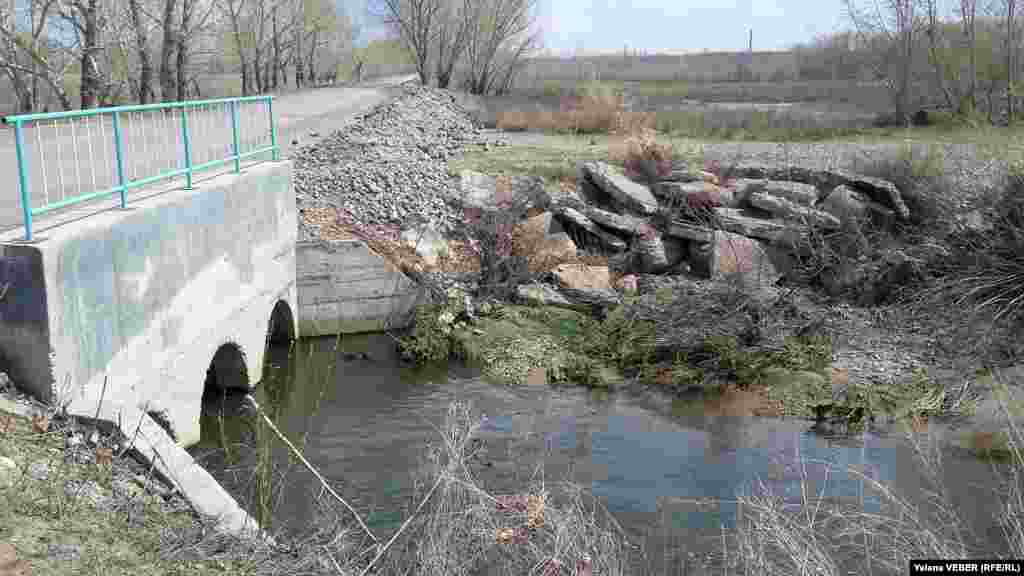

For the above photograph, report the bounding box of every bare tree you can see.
[924,0,959,111]
[844,0,919,125]
[0,0,35,111]
[433,0,470,88]
[376,0,442,84]
[0,0,76,110]
[127,0,155,103]
[51,0,107,108]
[158,0,177,99]
[462,0,539,95]
[219,0,250,93]
[961,0,978,111]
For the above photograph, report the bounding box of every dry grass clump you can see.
[406,402,630,576]
[494,84,654,136]
[199,399,631,575]
[904,163,1024,336]
[939,170,1024,325]
[511,214,577,275]
[608,129,675,187]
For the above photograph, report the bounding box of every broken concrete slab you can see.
[748,192,841,229]
[580,161,659,216]
[713,208,809,248]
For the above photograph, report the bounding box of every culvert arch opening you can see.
[202,342,249,404]
[267,300,295,347]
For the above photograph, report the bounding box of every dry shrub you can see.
[490,84,653,135]
[511,217,577,275]
[495,109,531,132]
[532,109,560,132]
[617,111,657,134]
[612,129,675,186]
[466,203,531,300]
[566,97,621,134]
[434,240,482,274]
[925,169,1024,327]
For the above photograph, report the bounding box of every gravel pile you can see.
[294,84,486,241]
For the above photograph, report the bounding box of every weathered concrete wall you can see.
[0,161,298,446]
[296,239,421,336]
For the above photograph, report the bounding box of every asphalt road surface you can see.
[0,74,416,236]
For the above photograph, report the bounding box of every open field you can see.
[515,51,803,85]
[480,71,999,142]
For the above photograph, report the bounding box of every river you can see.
[190,334,1014,573]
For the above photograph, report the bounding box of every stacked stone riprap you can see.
[513,158,914,311]
[293,84,487,241]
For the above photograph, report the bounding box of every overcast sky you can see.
[359,0,850,54]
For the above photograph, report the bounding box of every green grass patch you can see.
[847,124,1024,164]
[0,412,251,576]
[695,335,971,423]
[449,140,611,182]
[654,109,871,142]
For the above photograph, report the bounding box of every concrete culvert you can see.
[266,300,295,346]
[203,343,249,397]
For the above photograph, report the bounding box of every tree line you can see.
[371,0,540,95]
[795,0,1023,124]
[0,0,356,113]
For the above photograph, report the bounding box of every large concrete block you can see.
[296,239,422,336]
[0,161,298,446]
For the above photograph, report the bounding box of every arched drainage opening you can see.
[202,342,249,407]
[262,300,297,415]
[267,300,295,347]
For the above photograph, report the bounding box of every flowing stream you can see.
[190,334,1012,572]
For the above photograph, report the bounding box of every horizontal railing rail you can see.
[2,95,279,241]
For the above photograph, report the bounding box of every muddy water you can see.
[191,334,1012,569]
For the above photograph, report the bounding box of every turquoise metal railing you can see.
[2,95,280,241]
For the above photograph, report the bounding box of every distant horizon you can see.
[360,29,808,58]
[529,47,800,58]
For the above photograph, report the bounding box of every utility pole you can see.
[749,29,753,82]
[1008,0,1016,124]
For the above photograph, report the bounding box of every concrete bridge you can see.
[0,161,297,447]
[0,76,419,448]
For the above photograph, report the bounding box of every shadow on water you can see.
[191,333,1016,570]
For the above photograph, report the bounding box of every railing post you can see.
[267,96,279,161]
[111,111,128,209]
[230,100,241,173]
[13,119,33,241]
[180,107,193,190]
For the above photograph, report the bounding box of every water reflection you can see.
[192,334,1013,561]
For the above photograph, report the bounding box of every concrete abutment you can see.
[0,161,297,448]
